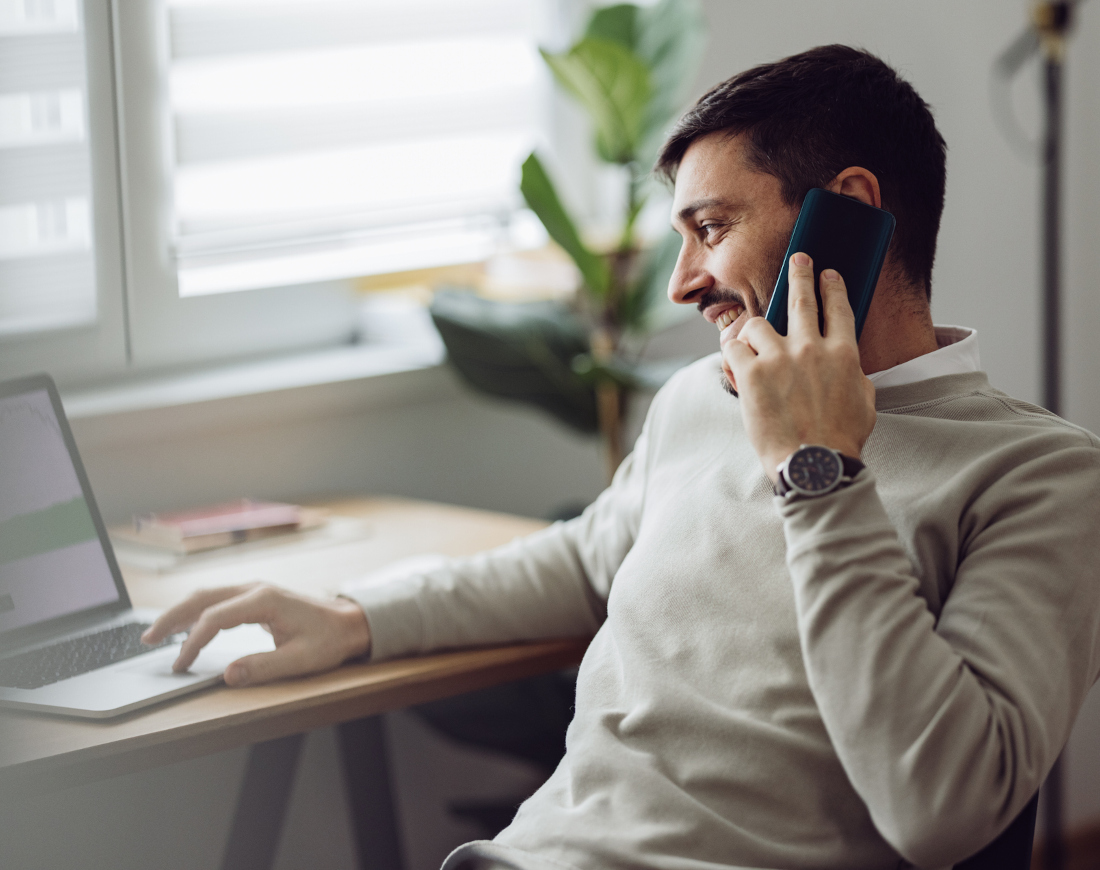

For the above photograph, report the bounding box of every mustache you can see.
[696,287,749,316]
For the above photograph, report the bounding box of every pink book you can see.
[114,499,324,554]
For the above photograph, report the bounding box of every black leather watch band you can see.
[838,453,866,478]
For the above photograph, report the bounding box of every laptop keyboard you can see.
[0,622,175,690]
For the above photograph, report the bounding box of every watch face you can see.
[787,446,842,494]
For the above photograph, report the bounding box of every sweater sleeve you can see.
[340,417,651,662]
[778,448,1100,868]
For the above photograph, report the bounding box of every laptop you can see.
[0,373,273,718]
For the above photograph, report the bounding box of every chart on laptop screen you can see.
[0,388,119,633]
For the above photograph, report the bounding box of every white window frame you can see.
[0,0,130,386]
[111,0,360,372]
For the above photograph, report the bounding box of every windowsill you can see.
[61,336,450,450]
[63,338,445,419]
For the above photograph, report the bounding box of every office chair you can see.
[952,794,1039,870]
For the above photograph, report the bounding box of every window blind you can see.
[166,0,548,297]
[0,0,97,335]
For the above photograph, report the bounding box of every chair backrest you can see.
[952,794,1039,870]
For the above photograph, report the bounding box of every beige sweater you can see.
[345,355,1100,870]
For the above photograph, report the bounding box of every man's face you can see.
[668,133,799,362]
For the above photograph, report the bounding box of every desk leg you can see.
[219,732,305,870]
[338,716,405,870]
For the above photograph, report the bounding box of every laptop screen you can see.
[0,386,122,634]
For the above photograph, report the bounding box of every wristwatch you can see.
[774,445,865,499]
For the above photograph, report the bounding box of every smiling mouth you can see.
[714,304,745,331]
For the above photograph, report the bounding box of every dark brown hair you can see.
[656,45,946,298]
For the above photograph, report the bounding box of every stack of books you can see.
[111,499,327,556]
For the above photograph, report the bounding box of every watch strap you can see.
[839,453,866,480]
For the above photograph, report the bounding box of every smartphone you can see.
[764,188,896,341]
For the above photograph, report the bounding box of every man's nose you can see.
[667,246,710,305]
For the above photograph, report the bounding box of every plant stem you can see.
[591,164,648,480]
[618,165,645,254]
[590,327,624,482]
[604,164,645,333]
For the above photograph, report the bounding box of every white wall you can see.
[4,2,1100,867]
[72,368,611,527]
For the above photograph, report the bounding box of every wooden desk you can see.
[0,497,589,870]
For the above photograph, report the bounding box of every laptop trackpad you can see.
[119,624,276,678]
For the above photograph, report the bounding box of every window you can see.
[0,0,554,382]
[0,0,128,384]
[166,0,547,297]
[0,0,96,333]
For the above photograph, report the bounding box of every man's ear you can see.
[826,167,882,209]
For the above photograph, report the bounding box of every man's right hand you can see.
[141,584,372,686]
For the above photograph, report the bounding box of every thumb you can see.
[224,644,309,686]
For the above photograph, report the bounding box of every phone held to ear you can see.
[764,187,896,341]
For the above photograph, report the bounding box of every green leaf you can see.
[584,4,639,50]
[429,290,598,433]
[520,152,610,298]
[541,38,652,164]
[635,0,707,165]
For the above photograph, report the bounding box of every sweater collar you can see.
[873,371,991,412]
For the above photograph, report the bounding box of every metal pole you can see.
[1041,53,1063,418]
[1036,4,1071,867]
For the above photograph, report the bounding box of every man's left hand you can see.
[722,252,876,483]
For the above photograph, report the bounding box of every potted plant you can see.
[431,0,705,480]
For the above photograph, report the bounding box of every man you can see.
[145,46,1100,869]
